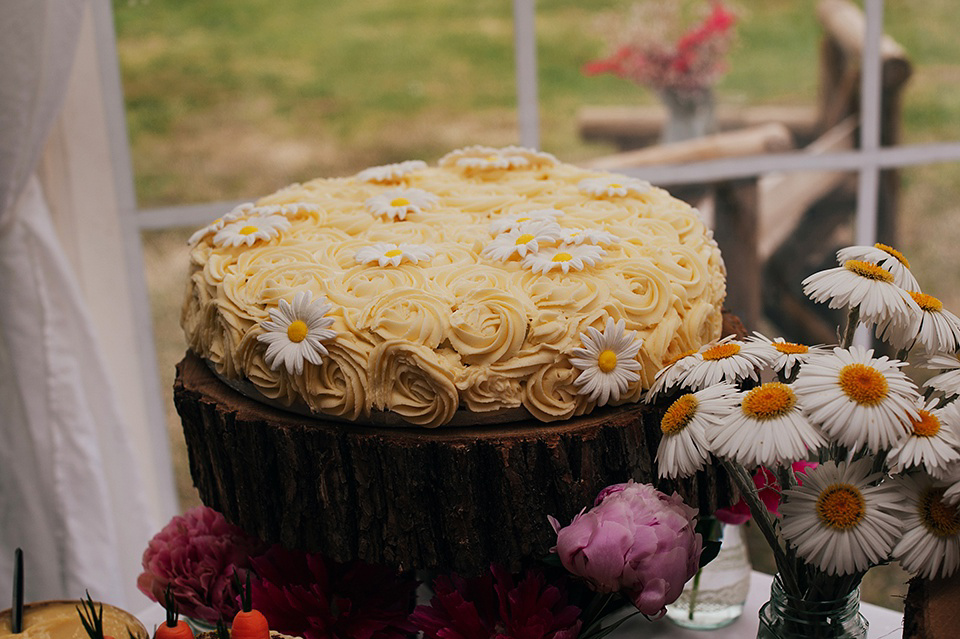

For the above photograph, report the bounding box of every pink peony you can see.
[248,545,418,639]
[138,506,264,623]
[715,461,818,525]
[410,565,581,639]
[550,481,701,618]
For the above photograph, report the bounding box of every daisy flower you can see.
[212,214,290,248]
[489,209,563,235]
[677,337,766,390]
[792,345,920,452]
[570,317,643,406]
[644,349,700,403]
[655,383,739,479]
[481,219,562,261]
[921,353,960,398]
[877,290,960,353]
[837,243,920,291]
[523,244,605,275]
[439,145,555,172]
[251,202,321,218]
[578,176,651,198]
[708,382,827,468]
[893,475,960,580]
[354,242,436,267]
[887,398,960,475]
[745,332,828,379]
[355,160,427,184]
[364,188,438,221]
[188,202,254,246]
[801,259,920,328]
[558,227,621,247]
[257,291,337,376]
[780,458,906,576]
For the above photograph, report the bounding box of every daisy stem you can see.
[840,307,860,349]
[721,460,800,595]
[579,593,616,637]
[870,450,888,475]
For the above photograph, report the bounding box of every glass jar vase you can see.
[757,574,868,639]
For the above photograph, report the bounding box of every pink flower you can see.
[248,545,417,639]
[410,565,581,639]
[137,506,264,623]
[715,461,818,525]
[550,481,701,618]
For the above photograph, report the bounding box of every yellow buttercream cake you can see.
[181,145,726,428]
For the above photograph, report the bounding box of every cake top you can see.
[181,145,726,427]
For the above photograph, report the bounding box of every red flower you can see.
[410,565,581,639]
[137,506,264,623]
[248,545,417,639]
[715,461,818,525]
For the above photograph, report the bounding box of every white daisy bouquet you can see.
[648,243,960,633]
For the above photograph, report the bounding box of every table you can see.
[138,571,905,638]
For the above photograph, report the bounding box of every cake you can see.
[174,145,736,573]
[0,601,148,639]
[181,145,726,428]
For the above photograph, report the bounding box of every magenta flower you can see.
[550,481,701,618]
[248,545,418,639]
[410,565,581,639]
[715,461,818,525]
[137,506,264,622]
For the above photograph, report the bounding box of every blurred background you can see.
[113,0,960,612]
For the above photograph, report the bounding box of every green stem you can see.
[687,568,702,620]
[841,306,860,349]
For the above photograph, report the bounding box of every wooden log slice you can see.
[174,314,744,575]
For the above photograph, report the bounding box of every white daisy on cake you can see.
[645,349,702,403]
[489,209,563,235]
[577,176,652,198]
[877,290,960,354]
[354,242,436,267]
[745,332,829,379]
[523,243,605,275]
[188,202,254,246]
[887,398,960,475]
[836,243,920,291]
[212,214,291,248]
[708,381,827,468]
[257,290,337,376]
[364,188,438,221]
[780,458,906,576]
[678,336,766,390]
[801,259,920,328]
[893,474,960,580]
[921,353,960,398]
[481,219,562,261]
[439,145,556,172]
[558,227,621,247]
[656,383,739,479]
[792,345,919,452]
[570,317,643,406]
[252,202,321,219]
[355,160,428,184]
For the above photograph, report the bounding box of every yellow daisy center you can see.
[911,409,941,437]
[838,363,889,405]
[516,216,531,223]
[742,382,796,419]
[552,252,574,262]
[286,320,309,343]
[843,259,894,283]
[597,349,618,372]
[608,183,622,189]
[909,291,943,312]
[816,483,866,530]
[774,341,808,355]
[702,343,741,360]
[486,155,500,162]
[384,249,403,258]
[919,487,960,537]
[661,394,698,436]
[666,349,697,366]
[515,233,535,246]
[238,225,259,235]
[876,242,910,268]
[390,197,410,207]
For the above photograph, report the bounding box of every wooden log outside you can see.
[174,313,744,575]
[713,180,761,330]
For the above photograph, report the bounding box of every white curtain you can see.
[0,0,157,609]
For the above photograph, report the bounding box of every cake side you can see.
[180,146,726,427]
